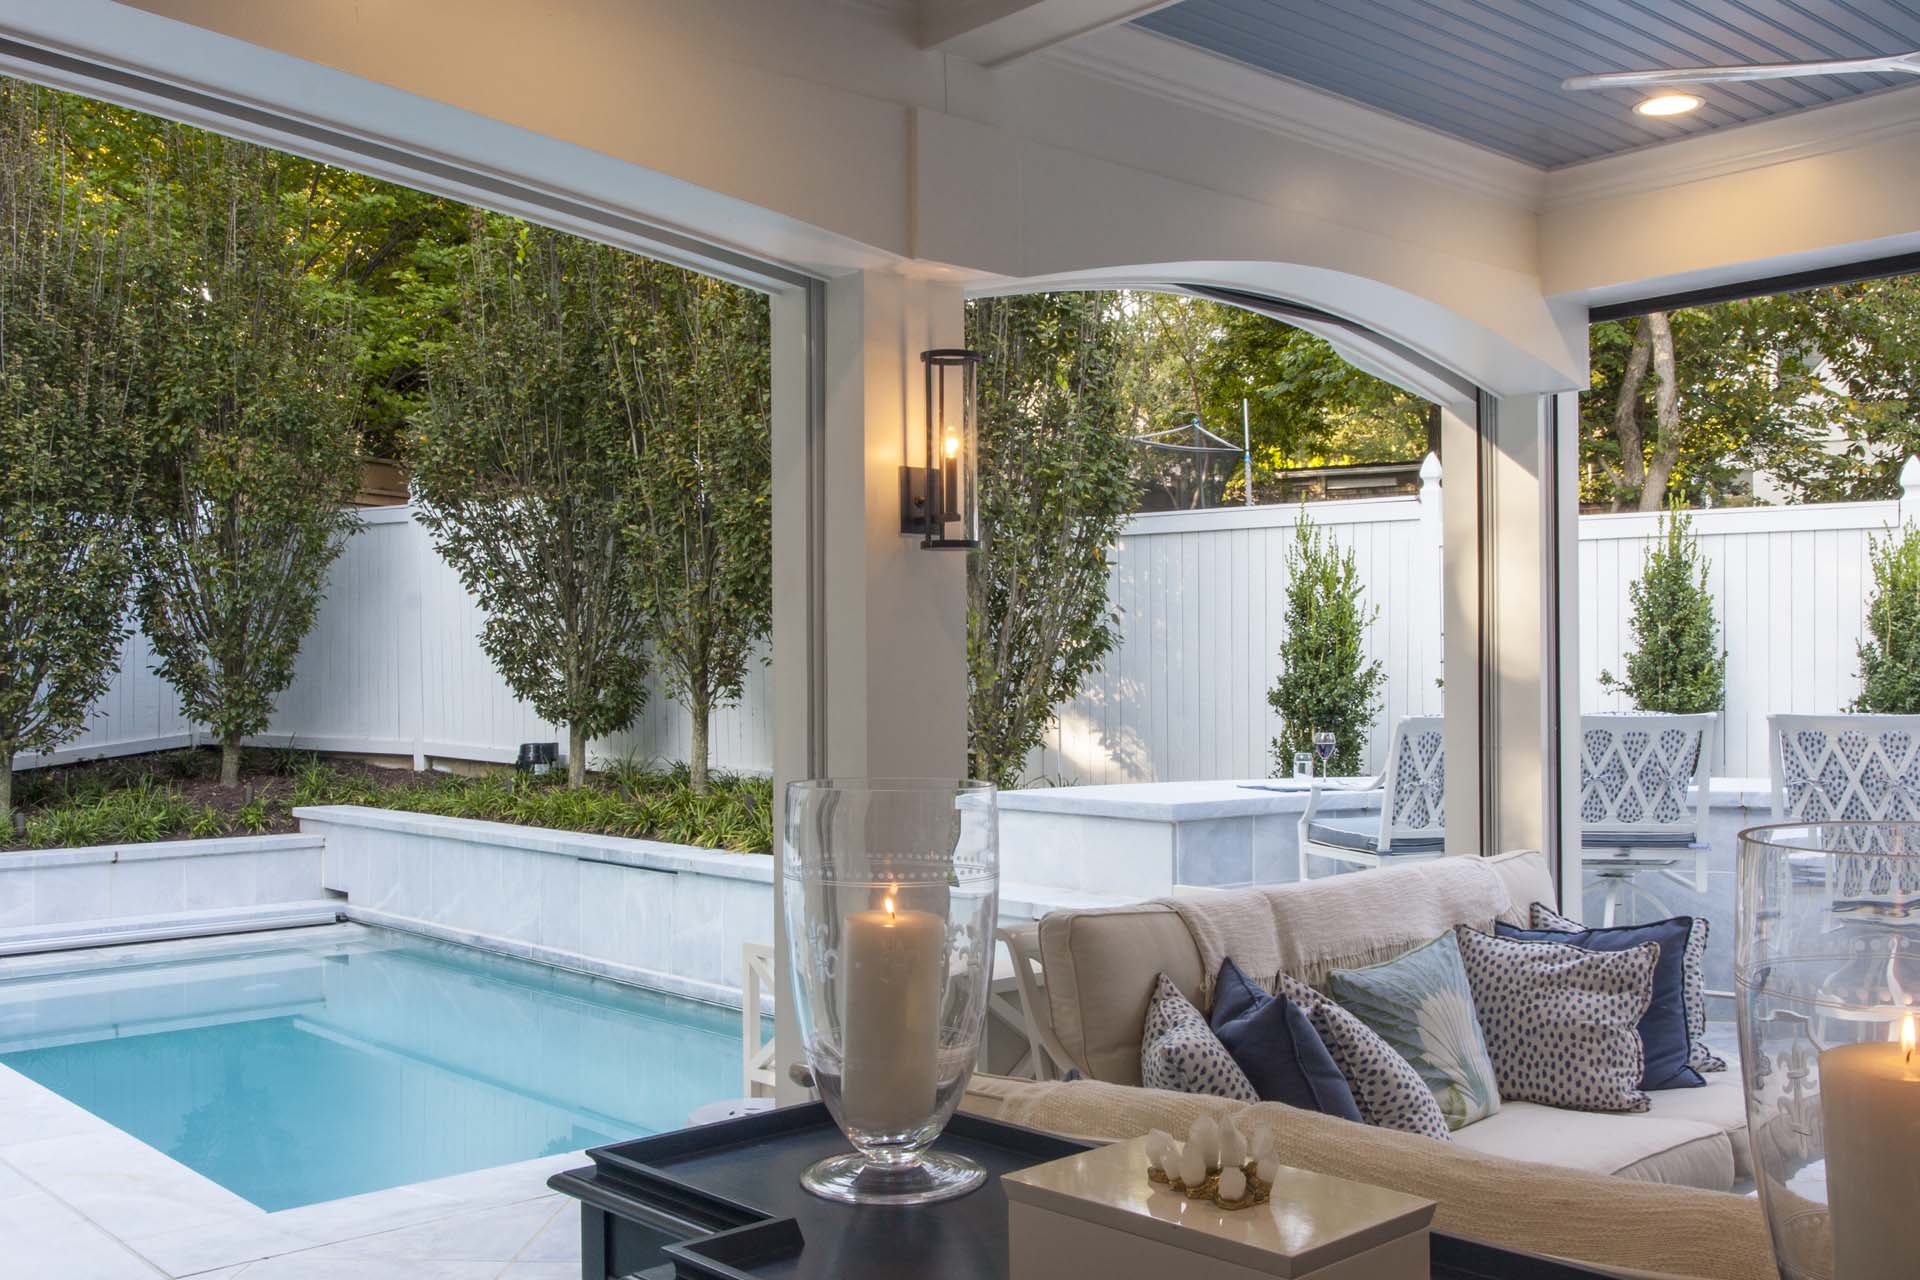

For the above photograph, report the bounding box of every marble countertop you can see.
[997,778,1382,822]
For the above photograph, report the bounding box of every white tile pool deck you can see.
[0,1059,584,1278]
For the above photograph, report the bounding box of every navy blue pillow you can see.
[1208,958,1362,1120]
[1495,917,1704,1091]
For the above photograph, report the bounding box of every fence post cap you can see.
[1419,451,1442,483]
[1900,454,1920,494]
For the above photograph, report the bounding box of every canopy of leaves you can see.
[1854,523,1920,715]
[617,265,772,792]
[131,126,363,784]
[0,82,147,819]
[966,293,1139,787]
[412,217,653,785]
[1267,516,1384,776]
[1599,509,1726,714]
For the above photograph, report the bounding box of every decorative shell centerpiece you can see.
[1143,1118,1280,1211]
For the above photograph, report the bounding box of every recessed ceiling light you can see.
[1634,93,1703,118]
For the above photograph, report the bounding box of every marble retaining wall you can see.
[0,834,326,933]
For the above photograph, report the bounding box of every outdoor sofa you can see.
[962,850,1774,1280]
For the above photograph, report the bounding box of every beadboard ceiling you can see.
[1132,0,1920,167]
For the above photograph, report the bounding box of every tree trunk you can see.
[689,696,711,796]
[567,723,587,789]
[1,750,12,834]
[1639,311,1682,512]
[1611,317,1654,511]
[220,739,242,789]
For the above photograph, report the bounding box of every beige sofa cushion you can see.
[1641,1075,1751,1179]
[973,1077,1777,1280]
[1037,851,1551,1082]
[1449,1101,1734,1189]
[1037,902,1203,1085]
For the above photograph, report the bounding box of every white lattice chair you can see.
[1577,712,1717,927]
[1768,713,1920,910]
[1297,715,1445,880]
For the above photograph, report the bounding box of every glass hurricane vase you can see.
[1736,822,1920,1280]
[783,778,998,1206]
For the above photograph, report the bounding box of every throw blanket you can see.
[1166,855,1512,1002]
[976,1078,1775,1280]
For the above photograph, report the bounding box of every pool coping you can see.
[0,924,606,1277]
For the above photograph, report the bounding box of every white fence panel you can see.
[22,506,772,777]
[30,475,1917,788]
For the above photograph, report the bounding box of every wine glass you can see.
[1312,729,1337,778]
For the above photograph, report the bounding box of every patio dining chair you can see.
[1297,715,1445,881]
[1577,712,1716,926]
[1768,713,1920,910]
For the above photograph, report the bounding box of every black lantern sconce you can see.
[901,348,983,549]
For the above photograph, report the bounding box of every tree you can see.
[617,266,771,794]
[0,83,146,825]
[132,129,362,787]
[413,217,651,787]
[1853,523,1920,714]
[1599,508,1726,714]
[1267,515,1384,777]
[966,293,1139,787]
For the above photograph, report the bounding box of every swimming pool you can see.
[0,924,744,1210]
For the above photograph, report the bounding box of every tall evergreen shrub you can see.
[1854,523,1920,714]
[1267,514,1384,777]
[1599,507,1726,714]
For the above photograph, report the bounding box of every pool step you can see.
[0,901,345,957]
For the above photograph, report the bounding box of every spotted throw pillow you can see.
[1277,974,1451,1142]
[1528,903,1726,1074]
[1453,925,1657,1114]
[1140,973,1259,1101]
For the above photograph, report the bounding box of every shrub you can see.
[1600,507,1726,714]
[1854,523,1920,714]
[1268,514,1384,777]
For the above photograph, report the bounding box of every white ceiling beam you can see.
[919,0,1182,68]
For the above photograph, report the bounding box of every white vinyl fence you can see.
[28,467,1920,786]
[23,506,772,776]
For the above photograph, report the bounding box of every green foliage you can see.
[1854,523,1920,714]
[4,752,772,853]
[1267,515,1384,776]
[131,127,363,786]
[0,82,147,824]
[1600,509,1726,714]
[413,219,653,787]
[965,293,1139,788]
[617,267,772,793]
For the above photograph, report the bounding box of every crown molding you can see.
[1037,24,1547,209]
[1543,84,1920,209]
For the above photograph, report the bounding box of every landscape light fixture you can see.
[901,348,983,549]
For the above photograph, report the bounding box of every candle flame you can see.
[1904,1013,1916,1064]
[884,893,896,920]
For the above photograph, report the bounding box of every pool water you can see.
[0,925,745,1210]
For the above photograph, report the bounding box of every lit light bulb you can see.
[1634,93,1702,118]
[943,432,961,461]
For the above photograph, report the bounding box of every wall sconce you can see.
[901,348,983,549]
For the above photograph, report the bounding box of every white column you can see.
[1439,409,1481,856]
[768,270,969,1101]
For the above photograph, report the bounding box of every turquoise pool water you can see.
[0,925,744,1210]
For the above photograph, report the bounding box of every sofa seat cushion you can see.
[1449,1100,1733,1189]
[1641,1075,1751,1179]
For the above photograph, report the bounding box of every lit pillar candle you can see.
[841,891,944,1134]
[1821,1013,1920,1280]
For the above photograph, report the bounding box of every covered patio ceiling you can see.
[1132,0,1920,167]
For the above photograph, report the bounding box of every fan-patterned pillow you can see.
[1140,973,1258,1101]
[1277,973,1451,1142]
[1454,926,1656,1113]
[1528,903,1726,1074]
